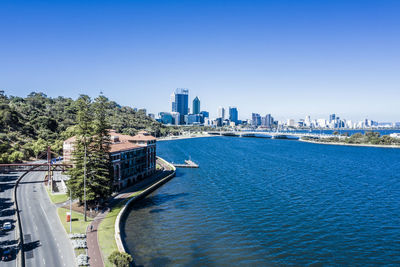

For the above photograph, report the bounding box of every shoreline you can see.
[157,134,219,141]
[299,139,400,149]
[114,157,176,260]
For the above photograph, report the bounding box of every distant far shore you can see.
[299,139,400,149]
[157,133,219,142]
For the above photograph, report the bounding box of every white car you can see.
[2,222,12,231]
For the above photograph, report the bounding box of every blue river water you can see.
[123,137,400,266]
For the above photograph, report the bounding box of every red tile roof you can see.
[109,142,141,153]
[63,130,155,154]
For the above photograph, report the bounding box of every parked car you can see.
[1,247,13,261]
[2,222,12,231]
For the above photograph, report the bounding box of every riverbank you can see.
[90,157,176,267]
[300,139,400,149]
[157,133,218,141]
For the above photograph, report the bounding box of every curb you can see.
[114,157,176,253]
[13,171,31,267]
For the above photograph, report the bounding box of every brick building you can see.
[63,130,156,191]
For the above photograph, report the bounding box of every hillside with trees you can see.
[302,132,400,146]
[0,90,173,163]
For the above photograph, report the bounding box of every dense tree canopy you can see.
[0,90,174,163]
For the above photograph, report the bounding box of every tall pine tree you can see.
[67,94,113,204]
[89,95,113,201]
[67,95,93,203]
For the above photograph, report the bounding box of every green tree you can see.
[108,251,133,267]
[89,95,113,201]
[67,95,94,203]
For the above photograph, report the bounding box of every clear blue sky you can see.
[1,0,399,121]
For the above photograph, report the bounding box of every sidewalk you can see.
[87,213,107,267]
[86,160,174,267]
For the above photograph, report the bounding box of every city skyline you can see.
[1,0,400,121]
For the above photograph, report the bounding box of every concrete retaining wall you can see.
[114,157,176,253]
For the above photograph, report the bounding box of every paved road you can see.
[17,171,76,267]
[0,171,21,266]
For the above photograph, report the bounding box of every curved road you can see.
[17,171,76,267]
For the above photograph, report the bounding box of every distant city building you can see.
[218,106,225,119]
[252,113,261,126]
[171,112,181,125]
[170,93,176,112]
[214,117,223,127]
[159,112,174,124]
[317,119,327,128]
[185,114,202,125]
[229,107,238,123]
[304,115,312,127]
[171,88,189,124]
[329,114,336,123]
[200,111,209,118]
[192,96,200,114]
[287,119,295,127]
[262,114,274,128]
[204,118,212,126]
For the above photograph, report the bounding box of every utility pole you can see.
[84,139,87,222]
[47,146,52,192]
[70,188,72,233]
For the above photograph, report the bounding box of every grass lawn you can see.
[98,191,143,267]
[57,207,93,234]
[46,188,69,204]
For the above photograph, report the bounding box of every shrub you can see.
[108,251,133,267]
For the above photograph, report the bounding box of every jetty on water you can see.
[173,160,199,168]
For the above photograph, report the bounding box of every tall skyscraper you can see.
[193,96,200,114]
[229,107,238,123]
[172,88,189,124]
[170,93,176,112]
[218,106,225,119]
[252,113,261,126]
[329,114,336,123]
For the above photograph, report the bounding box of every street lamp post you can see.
[84,140,87,222]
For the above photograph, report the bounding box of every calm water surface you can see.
[122,137,400,266]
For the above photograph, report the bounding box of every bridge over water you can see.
[208,131,339,140]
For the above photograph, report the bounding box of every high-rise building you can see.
[159,112,174,124]
[329,114,336,123]
[171,88,189,124]
[200,111,209,118]
[305,115,311,127]
[252,113,261,126]
[193,96,200,114]
[170,93,176,112]
[287,119,295,127]
[262,114,273,128]
[229,107,238,123]
[185,114,201,125]
[218,106,225,119]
